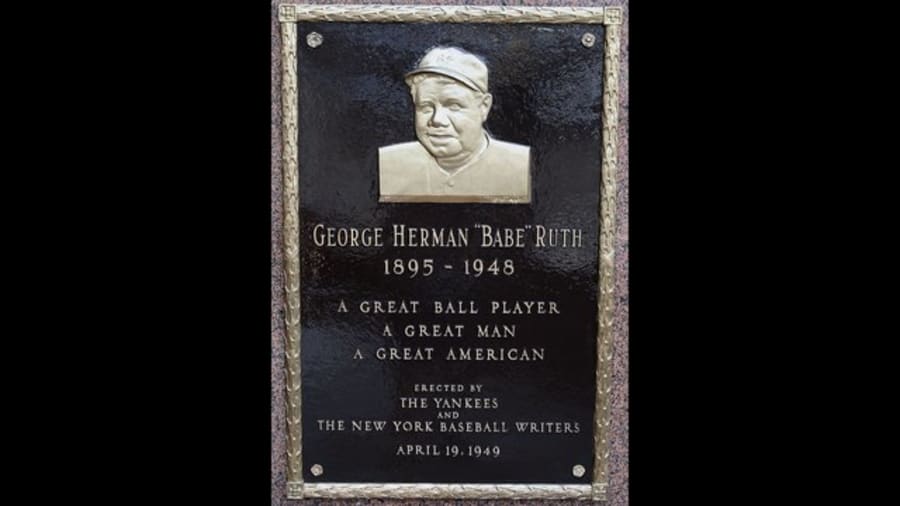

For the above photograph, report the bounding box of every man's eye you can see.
[448,104,462,111]
[418,106,433,113]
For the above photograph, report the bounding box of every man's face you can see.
[412,77,492,162]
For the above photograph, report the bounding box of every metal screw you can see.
[572,464,586,477]
[311,464,324,476]
[581,33,596,48]
[306,32,323,48]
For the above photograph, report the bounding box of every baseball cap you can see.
[405,47,489,94]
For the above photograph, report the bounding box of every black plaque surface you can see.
[297,21,603,486]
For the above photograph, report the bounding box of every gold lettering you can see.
[375,347,434,361]
[311,224,384,247]
[392,224,469,248]
[444,347,545,361]
[477,324,516,338]
[533,225,583,248]
[359,300,420,314]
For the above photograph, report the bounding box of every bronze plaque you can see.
[277,4,623,500]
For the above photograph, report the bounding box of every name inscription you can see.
[312,223,584,249]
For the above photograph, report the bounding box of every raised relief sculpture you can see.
[379,47,531,203]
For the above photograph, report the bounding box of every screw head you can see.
[572,464,586,477]
[581,33,596,47]
[310,464,324,476]
[306,32,323,48]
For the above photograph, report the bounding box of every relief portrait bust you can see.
[379,47,531,204]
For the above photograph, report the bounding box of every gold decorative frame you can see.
[278,4,622,501]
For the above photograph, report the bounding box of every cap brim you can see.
[404,66,484,93]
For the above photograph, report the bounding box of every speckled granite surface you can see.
[271,1,628,504]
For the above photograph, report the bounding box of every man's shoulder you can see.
[489,139,530,157]
[379,141,426,158]
[485,139,530,173]
[379,142,432,173]
[379,141,430,196]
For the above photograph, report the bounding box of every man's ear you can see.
[480,93,493,122]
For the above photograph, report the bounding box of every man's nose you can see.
[429,106,450,127]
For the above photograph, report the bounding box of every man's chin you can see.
[421,143,462,159]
